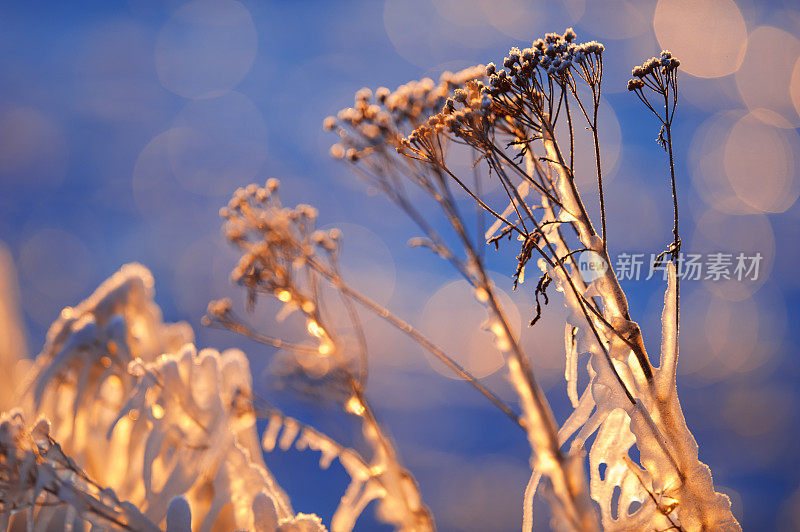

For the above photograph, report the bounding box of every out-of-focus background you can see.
[1,0,799,530]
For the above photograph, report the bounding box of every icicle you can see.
[332,479,385,532]
[278,418,299,451]
[302,428,339,470]
[565,324,579,407]
[587,409,656,529]
[522,470,542,532]
[252,492,279,532]
[338,450,370,482]
[166,496,191,532]
[557,384,595,447]
[262,413,282,452]
[656,263,678,399]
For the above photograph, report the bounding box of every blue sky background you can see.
[1,0,799,529]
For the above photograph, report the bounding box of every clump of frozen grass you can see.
[0,28,742,532]
[0,263,322,531]
[0,410,158,531]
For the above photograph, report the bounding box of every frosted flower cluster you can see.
[486,28,603,86]
[325,65,484,162]
[627,50,681,92]
[221,179,328,308]
[215,179,342,363]
[402,28,607,168]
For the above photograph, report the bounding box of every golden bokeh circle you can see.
[654,0,747,78]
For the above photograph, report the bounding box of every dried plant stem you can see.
[591,104,607,254]
[531,137,701,494]
[656,96,681,398]
[664,110,681,371]
[428,169,599,530]
[352,386,435,530]
[308,258,524,428]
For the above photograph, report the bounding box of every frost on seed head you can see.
[324,65,485,164]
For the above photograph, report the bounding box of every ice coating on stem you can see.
[657,263,678,398]
[588,409,672,530]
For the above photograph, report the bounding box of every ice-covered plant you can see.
[322,29,740,531]
[205,181,435,531]
[0,27,743,532]
[1,263,323,531]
